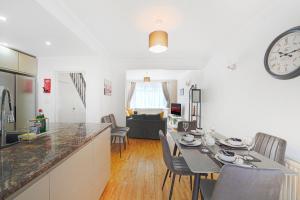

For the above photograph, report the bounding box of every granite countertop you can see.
[0,123,111,200]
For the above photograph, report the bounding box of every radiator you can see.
[280,158,300,200]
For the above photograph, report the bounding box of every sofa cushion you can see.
[132,114,146,120]
[144,114,161,120]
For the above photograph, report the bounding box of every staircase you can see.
[69,73,86,108]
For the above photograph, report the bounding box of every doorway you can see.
[55,72,86,123]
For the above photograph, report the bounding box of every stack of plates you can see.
[190,129,204,136]
[179,138,202,146]
[219,138,246,148]
[215,153,256,168]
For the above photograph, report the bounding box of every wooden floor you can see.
[100,138,200,200]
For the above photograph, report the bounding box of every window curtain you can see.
[161,82,170,108]
[127,82,136,108]
[130,82,167,108]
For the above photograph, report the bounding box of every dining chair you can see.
[200,164,284,200]
[177,120,197,132]
[101,115,128,157]
[159,131,194,200]
[109,114,130,145]
[254,132,287,165]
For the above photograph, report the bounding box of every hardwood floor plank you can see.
[100,139,209,200]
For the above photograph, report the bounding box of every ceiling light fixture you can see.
[144,76,151,82]
[149,19,168,53]
[0,16,7,22]
[45,41,52,46]
[149,31,168,53]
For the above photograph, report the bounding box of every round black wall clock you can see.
[264,26,300,80]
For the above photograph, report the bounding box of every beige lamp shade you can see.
[144,76,151,82]
[149,30,168,53]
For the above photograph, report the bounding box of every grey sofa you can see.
[126,114,167,140]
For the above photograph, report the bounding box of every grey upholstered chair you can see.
[101,115,128,157]
[177,120,197,132]
[254,132,287,165]
[159,131,194,200]
[109,114,130,133]
[200,164,284,200]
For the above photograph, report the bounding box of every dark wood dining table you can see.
[168,130,296,200]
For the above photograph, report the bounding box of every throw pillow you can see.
[160,111,164,119]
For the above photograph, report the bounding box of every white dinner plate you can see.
[215,154,256,168]
[179,138,202,146]
[219,139,247,148]
[190,130,204,136]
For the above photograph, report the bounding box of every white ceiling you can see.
[0,0,274,67]
[0,0,95,57]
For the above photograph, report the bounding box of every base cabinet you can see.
[14,175,49,200]
[14,128,111,200]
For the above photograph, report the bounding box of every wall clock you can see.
[264,26,300,80]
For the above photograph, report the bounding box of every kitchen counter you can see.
[0,123,111,200]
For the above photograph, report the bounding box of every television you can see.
[171,103,181,116]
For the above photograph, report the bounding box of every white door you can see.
[55,72,86,123]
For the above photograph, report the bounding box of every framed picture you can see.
[104,79,112,96]
[180,88,184,96]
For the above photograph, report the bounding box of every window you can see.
[130,82,167,108]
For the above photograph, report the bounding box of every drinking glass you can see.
[243,137,254,160]
[183,122,189,132]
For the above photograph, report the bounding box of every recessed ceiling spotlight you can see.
[0,16,7,22]
[45,41,51,46]
[0,42,8,46]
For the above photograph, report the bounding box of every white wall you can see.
[37,56,113,123]
[56,73,86,123]
[200,0,300,161]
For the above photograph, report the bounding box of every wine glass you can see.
[183,122,189,132]
[243,137,254,160]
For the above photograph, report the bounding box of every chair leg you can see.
[172,145,178,156]
[179,175,181,182]
[162,169,169,190]
[169,172,172,178]
[169,174,176,200]
[127,134,129,145]
[119,137,122,158]
[190,176,193,191]
[210,173,213,180]
[123,137,126,150]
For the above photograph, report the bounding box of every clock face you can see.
[265,27,300,79]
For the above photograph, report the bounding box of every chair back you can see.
[254,132,286,165]
[211,165,284,200]
[101,115,111,123]
[177,121,197,132]
[109,114,117,129]
[159,130,174,171]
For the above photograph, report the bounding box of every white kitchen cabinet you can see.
[14,128,111,200]
[18,52,37,75]
[92,128,111,199]
[14,175,49,200]
[0,46,18,71]
[49,128,111,200]
[49,140,95,200]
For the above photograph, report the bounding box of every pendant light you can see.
[149,19,168,53]
[149,31,168,53]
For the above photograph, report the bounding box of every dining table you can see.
[168,130,297,200]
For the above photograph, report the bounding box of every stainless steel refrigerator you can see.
[0,70,36,131]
